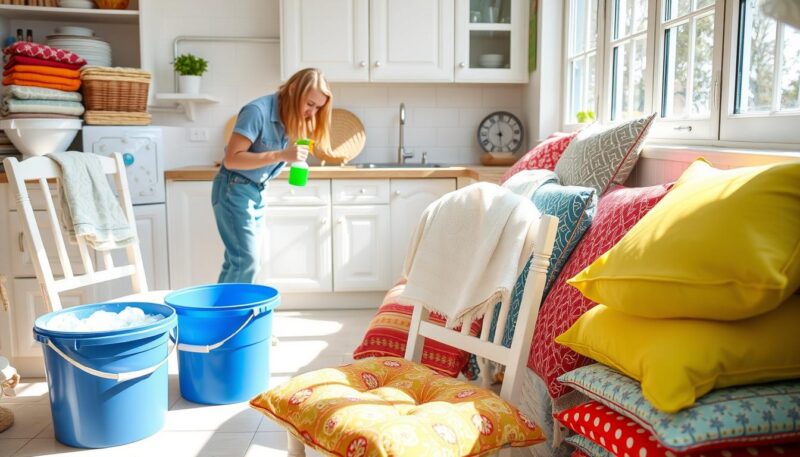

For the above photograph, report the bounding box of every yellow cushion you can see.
[567,159,800,320]
[250,357,545,456]
[555,295,800,413]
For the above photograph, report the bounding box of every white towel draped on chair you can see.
[397,182,541,329]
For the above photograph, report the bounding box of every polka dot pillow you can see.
[558,401,800,457]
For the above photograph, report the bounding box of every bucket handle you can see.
[177,307,260,354]
[44,327,177,383]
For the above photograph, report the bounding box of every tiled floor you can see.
[0,309,375,457]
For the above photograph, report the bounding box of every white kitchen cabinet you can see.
[281,0,454,82]
[333,205,391,291]
[167,181,223,289]
[454,0,530,83]
[389,179,456,281]
[11,278,99,376]
[257,205,333,293]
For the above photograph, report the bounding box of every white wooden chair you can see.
[2,153,169,313]
[255,213,559,457]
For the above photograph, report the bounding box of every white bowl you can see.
[0,119,82,158]
[53,26,94,37]
[478,53,504,68]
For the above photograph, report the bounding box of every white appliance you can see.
[81,126,170,291]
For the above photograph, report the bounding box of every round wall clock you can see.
[477,111,524,153]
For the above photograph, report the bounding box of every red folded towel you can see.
[3,54,85,71]
[2,41,87,66]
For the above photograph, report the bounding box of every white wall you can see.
[138,0,527,170]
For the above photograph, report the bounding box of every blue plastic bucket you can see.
[33,302,177,448]
[164,284,280,405]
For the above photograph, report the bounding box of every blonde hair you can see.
[278,68,333,154]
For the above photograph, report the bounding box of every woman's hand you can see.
[280,144,309,162]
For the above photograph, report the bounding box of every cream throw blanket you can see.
[397,182,541,328]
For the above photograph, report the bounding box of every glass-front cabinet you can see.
[455,0,529,82]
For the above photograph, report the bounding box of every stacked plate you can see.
[58,0,96,8]
[46,30,112,67]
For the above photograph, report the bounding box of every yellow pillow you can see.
[555,295,800,413]
[568,159,800,320]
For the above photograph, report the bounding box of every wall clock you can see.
[477,111,524,153]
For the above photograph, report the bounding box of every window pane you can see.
[570,58,586,122]
[695,0,715,10]
[587,52,597,117]
[666,0,692,21]
[664,23,690,117]
[633,37,647,114]
[616,0,647,38]
[743,4,776,113]
[693,14,714,115]
[571,0,587,56]
[588,0,598,49]
[780,24,800,110]
[613,37,647,120]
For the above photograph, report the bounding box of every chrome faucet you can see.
[398,103,413,164]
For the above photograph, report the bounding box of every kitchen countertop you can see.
[165,165,509,184]
[0,165,509,184]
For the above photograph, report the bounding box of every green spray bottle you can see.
[288,139,313,186]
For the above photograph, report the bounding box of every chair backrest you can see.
[2,153,147,312]
[403,214,559,403]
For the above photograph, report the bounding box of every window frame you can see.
[563,0,607,131]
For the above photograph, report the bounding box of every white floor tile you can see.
[0,439,29,457]
[0,404,51,439]
[164,399,262,433]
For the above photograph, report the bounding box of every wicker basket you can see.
[82,76,150,113]
[93,0,130,9]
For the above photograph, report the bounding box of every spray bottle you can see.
[288,139,313,186]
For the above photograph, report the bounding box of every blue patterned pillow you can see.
[565,434,612,457]
[558,364,800,453]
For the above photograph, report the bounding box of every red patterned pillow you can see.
[3,41,87,65]
[557,401,800,457]
[527,184,672,399]
[501,132,578,183]
[353,282,482,378]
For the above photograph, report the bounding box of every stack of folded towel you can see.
[1,42,86,120]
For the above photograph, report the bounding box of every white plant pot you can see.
[179,75,201,95]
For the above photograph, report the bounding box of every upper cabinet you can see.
[281,0,528,83]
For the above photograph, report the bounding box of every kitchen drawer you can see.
[332,179,390,205]
[266,179,331,206]
[6,181,60,211]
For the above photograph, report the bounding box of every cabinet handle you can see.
[359,60,367,68]
[18,232,24,252]
[374,60,382,68]
[458,62,466,68]
[674,125,693,132]
[359,188,367,194]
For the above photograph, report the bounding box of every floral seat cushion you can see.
[250,357,545,456]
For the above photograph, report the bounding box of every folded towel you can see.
[396,182,541,328]
[84,111,151,126]
[80,66,151,80]
[48,152,137,251]
[3,55,85,72]
[4,84,83,102]
[1,113,81,120]
[1,96,84,116]
[3,41,87,66]
[501,169,559,199]
[2,73,81,91]
[3,64,81,79]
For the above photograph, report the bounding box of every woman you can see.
[213,68,332,284]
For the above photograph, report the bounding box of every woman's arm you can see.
[222,133,308,170]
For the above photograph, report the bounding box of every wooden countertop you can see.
[0,165,509,185]
[165,165,509,184]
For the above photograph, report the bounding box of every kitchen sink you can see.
[354,162,446,168]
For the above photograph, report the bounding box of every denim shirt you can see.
[222,93,289,184]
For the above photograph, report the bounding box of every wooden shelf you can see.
[0,4,139,24]
[154,93,220,121]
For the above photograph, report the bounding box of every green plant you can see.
[173,53,209,76]
[576,110,596,123]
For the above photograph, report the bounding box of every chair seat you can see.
[106,289,171,304]
[250,357,544,457]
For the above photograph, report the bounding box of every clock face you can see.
[477,111,524,153]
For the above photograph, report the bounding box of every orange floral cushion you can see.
[250,357,545,456]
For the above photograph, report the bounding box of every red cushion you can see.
[501,132,577,183]
[353,283,482,378]
[557,401,800,457]
[527,184,672,399]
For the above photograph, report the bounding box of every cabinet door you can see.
[454,0,529,83]
[370,0,454,81]
[258,206,332,292]
[389,179,456,282]
[167,182,224,289]
[281,0,369,81]
[332,205,391,291]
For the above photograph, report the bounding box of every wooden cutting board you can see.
[479,153,518,166]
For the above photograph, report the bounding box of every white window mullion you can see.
[687,15,697,113]
[772,23,784,112]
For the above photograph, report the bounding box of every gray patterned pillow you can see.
[554,113,656,194]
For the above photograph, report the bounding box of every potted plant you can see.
[173,53,209,95]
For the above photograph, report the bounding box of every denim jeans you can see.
[211,168,267,284]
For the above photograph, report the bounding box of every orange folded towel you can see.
[3,64,81,79]
[2,74,81,92]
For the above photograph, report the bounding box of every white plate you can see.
[53,26,94,37]
[58,0,96,8]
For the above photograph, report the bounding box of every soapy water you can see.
[45,306,164,332]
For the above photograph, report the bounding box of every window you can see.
[565,0,601,125]
[563,0,800,145]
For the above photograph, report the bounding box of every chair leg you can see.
[287,432,306,457]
